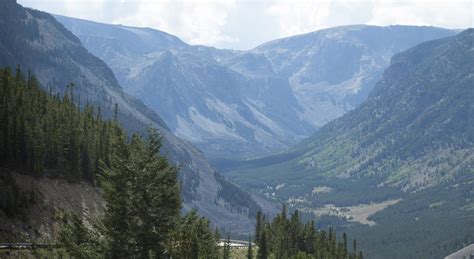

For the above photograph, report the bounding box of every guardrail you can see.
[0,243,60,250]
[1,240,256,250]
[217,239,255,247]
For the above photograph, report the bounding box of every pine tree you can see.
[304,221,316,254]
[223,234,231,259]
[101,124,133,258]
[0,66,220,258]
[247,235,253,259]
[256,211,262,245]
[167,209,219,258]
[257,230,268,259]
[343,232,348,258]
[128,128,181,257]
[59,213,102,258]
[353,239,357,258]
[253,205,362,258]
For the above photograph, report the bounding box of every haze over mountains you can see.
[51,15,474,257]
[226,29,474,257]
[1,0,473,257]
[55,16,455,160]
[0,0,259,234]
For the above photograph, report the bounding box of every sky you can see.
[18,0,474,50]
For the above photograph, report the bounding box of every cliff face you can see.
[56,15,455,159]
[224,30,474,258]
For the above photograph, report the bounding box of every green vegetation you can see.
[168,210,220,258]
[255,206,363,259]
[0,66,118,184]
[247,237,253,259]
[0,171,36,219]
[0,66,220,258]
[224,30,474,258]
[0,248,69,258]
[223,234,230,259]
[226,29,474,204]
[215,172,261,218]
[347,177,474,258]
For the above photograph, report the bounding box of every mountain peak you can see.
[458,28,474,38]
[57,16,456,159]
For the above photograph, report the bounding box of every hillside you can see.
[55,15,455,159]
[225,29,474,258]
[0,0,260,234]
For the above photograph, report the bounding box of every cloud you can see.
[20,0,238,47]
[112,0,238,46]
[265,0,376,38]
[266,0,332,37]
[18,0,474,50]
[368,0,474,29]
[265,0,472,38]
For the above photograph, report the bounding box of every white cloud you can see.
[265,0,472,39]
[266,0,332,37]
[112,0,238,46]
[18,0,474,50]
[368,0,473,29]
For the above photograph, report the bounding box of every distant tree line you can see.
[255,205,363,259]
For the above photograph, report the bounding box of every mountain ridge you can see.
[55,15,456,160]
[0,0,260,234]
[224,29,474,257]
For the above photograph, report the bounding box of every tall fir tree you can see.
[247,235,253,259]
[257,230,268,259]
[223,234,231,259]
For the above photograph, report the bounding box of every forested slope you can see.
[226,29,474,258]
[0,0,261,234]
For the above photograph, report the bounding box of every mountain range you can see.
[2,1,472,257]
[0,0,259,234]
[225,29,474,258]
[55,16,455,160]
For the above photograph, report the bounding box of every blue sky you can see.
[19,0,474,50]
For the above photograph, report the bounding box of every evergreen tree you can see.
[342,232,348,259]
[101,124,134,258]
[353,239,357,259]
[256,211,262,245]
[247,235,253,259]
[223,234,231,259]
[254,205,362,259]
[257,230,268,259]
[168,210,219,259]
[127,129,181,257]
[59,213,102,258]
[0,66,219,258]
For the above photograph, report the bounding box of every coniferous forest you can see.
[0,66,365,258]
[0,66,115,184]
[1,0,473,257]
[0,66,220,257]
[254,206,363,259]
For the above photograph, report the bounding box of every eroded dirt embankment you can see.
[0,169,103,242]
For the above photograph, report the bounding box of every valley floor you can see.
[303,199,400,226]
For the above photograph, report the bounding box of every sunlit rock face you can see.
[57,16,454,159]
